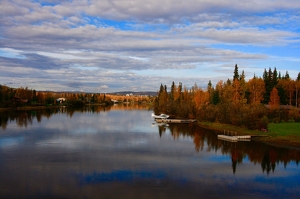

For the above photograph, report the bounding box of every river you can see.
[0,105,299,199]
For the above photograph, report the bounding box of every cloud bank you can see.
[0,0,299,92]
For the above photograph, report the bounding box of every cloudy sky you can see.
[0,0,299,92]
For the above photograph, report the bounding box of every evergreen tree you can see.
[170,81,175,101]
[207,80,213,91]
[278,71,282,79]
[277,86,287,105]
[263,67,278,104]
[297,72,300,81]
[207,80,214,104]
[239,70,247,100]
[239,70,245,82]
[211,90,220,105]
[272,67,278,86]
[226,78,232,85]
[263,68,272,104]
[233,64,239,81]
[284,71,290,79]
[268,67,273,82]
[263,68,268,81]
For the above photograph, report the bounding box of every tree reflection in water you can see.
[0,104,149,129]
[157,123,300,174]
[1,106,299,176]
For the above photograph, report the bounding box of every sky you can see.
[0,0,299,93]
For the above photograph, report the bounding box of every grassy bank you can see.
[198,121,300,149]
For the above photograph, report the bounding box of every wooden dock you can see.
[218,135,251,142]
[155,119,196,123]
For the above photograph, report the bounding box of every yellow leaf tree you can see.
[269,87,280,110]
[247,77,265,104]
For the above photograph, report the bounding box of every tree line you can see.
[0,85,113,107]
[0,85,153,108]
[153,64,300,130]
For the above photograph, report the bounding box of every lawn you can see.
[268,123,300,136]
[198,121,300,149]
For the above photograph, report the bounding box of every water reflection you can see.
[0,104,151,129]
[156,123,300,174]
[0,106,299,198]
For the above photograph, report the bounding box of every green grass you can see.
[268,123,300,136]
[198,122,261,135]
[198,121,300,148]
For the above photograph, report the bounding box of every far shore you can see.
[0,103,111,112]
[198,122,300,150]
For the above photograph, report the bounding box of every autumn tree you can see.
[155,84,168,113]
[232,79,241,104]
[218,80,232,104]
[296,78,300,108]
[263,67,278,104]
[247,77,265,104]
[174,82,182,102]
[269,87,280,110]
[193,85,209,110]
[277,78,295,105]
[207,80,214,103]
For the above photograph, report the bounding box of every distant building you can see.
[111,99,118,103]
[56,98,66,103]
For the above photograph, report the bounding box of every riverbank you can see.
[0,105,66,111]
[198,122,300,150]
[0,103,113,112]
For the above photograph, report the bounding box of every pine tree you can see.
[170,81,175,101]
[272,67,278,86]
[278,71,282,79]
[207,80,213,104]
[233,64,239,81]
[263,68,272,104]
[284,71,290,79]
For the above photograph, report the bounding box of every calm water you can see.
[0,105,299,199]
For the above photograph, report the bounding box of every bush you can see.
[288,108,300,122]
[259,116,269,130]
[70,100,85,106]
[273,117,281,123]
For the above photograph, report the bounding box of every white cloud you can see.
[0,0,299,92]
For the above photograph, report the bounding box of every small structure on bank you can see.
[11,96,28,103]
[56,98,66,103]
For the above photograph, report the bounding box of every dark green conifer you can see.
[233,64,239,81]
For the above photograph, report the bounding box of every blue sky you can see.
[0,0,299,92]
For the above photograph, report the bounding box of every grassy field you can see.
[198,121,300,149]
[268,123,300,136]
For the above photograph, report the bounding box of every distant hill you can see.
[36,90,158,96]
[108,91,157,96]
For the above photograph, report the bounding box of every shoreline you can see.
[0,103,110,112]
[198,122,300,150]
[0,106,62,111]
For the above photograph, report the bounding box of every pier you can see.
[217,134,251,142]
[155,119,196,123]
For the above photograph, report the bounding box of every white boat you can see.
[151,113,169,119]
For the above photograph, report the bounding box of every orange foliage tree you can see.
[269,87,280,110]
[247,77,265,104]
